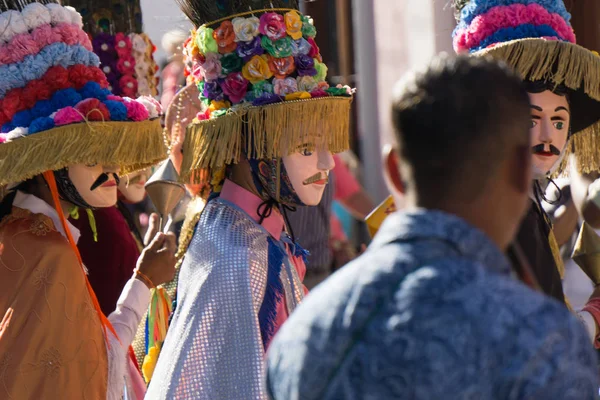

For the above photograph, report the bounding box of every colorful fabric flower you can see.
[296,76,318,92]
[221,53,243,75]
[314,60,328,81]
[295,54,316,76]
[208,100,231,114]
[268,55,295,79]
[221,72,249,103]
[242,55,273,84]
[232,16,260,42]
[202,80,224,101]
[273,77,297,96]
[119,75,138,97]
[326,86,352,97]
[213,21,237,54]
[285,10,303,40]
[252,93,282,106]
[259,13,287,41]
[115,33,132,58]
[301,15,317,37]
[261,36,293,58]
[199,53,222,81]
[236,36,264,61]
[117,55,136,75]
[196,27,218,54]
[285,91,311,101]
[307,37,321,60]
[309,88,328,98]
[291,38,311,56]
[54,106,84,126]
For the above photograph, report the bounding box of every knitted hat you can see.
[177,0,353,184]
[453,0,600,173]
[0,0,166,185]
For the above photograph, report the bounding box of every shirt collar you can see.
[219,179,284,240]
[13,190,81,244]
[371,208,511,276]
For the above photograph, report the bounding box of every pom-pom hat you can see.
[453,0,600,174]
[0,0,166,186]
[177,0,352,184]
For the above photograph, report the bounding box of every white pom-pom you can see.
[46,4,71,25]
[6,127,29,141]
[64,6,83,28]
[136,96,161,118]
[0,10,27,42]
[21,3,51,31]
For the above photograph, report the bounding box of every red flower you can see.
[69,64,92,89]
[221,72,248,104]
[75,98,110,121]
[119,75,138,97]
[117,55,136,75]
[213,21,237,54]
[44,66,70,91]
[268,55,295,79]
[307,37,322,62]
[259,13,287,41]
[115,33,132,58]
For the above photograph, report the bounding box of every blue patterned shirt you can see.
[266,210,599,399]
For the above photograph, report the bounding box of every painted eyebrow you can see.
[555,106,570,114]
[530,105,543,111]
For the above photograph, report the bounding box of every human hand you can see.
[136,213,177,288]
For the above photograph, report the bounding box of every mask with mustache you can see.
[531,143,561,156]
[53,169,120,209]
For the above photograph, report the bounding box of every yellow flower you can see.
[242,55,273,84]
[593,50,600,57]
[285,10,303,40]
[285,91,312,101]
[209,100,231,113]
[142,344,161,383]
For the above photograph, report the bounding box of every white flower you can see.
[0,11,28,43]
[46,4,71,26]
[21,3,51,31]
[297,76,318,92]
[232,16,260,42]
[64,6,83,28]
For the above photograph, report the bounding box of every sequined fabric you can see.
[146,198,303,399]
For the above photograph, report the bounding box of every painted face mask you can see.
[118,168,150,204]
[529,90,571,177]
[54,164,121,209]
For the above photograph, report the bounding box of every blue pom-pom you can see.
[51,88,83,110]
[80,81,107,101]
[31,100,55,119]
[12,110,33,127]
[29,117,55,134]
[104,100,127,121]
[2,123,14,133]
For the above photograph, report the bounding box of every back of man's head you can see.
[389,54,532,248]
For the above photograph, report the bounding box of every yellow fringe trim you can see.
[0,120,167,185]
[479,39,600,174]
[181,96,352,184]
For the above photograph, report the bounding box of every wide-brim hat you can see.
[0,2,167,186]
[177,0,353,184]
[453,0,600,174]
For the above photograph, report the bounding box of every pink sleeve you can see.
[333,154,361,201]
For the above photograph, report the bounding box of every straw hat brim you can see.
[0,119,167,185]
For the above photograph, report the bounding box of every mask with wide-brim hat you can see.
[0,0,166,187]
[453,0,600,174]
[177,0,353,191]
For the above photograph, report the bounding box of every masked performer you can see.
[452,0,600,338]
[0,1,177,398]
[146,1,352,398]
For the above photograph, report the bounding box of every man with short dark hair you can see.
[266,54,599,399]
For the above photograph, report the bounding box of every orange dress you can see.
[0,207,108,399]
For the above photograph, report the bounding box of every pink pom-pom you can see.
[32,24,60,48]
[54,106,84,126]
[107,95,124,102]
[0,134,6,143]
[57,23,80,46]
[125,100,149,121]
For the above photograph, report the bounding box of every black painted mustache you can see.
[532,143,561,156]
[89,173,121,191]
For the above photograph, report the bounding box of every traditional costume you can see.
[0,1,166,398]
[452,0,600,338]
[146,1,352,397]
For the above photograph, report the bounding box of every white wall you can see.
[140,0,192,63]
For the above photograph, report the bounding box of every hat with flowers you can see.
[177,0,353,184]
[453,0,600,174]
[0,0,166,185]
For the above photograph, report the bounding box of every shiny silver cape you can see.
[146,199,303,399]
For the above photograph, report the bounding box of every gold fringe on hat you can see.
[181,96,352,184]
[478,38,600,174]
[0,119,167,185]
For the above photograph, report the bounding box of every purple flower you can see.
[294,54,316,76]
[292,38,311,56]
[92,33,116,54]
[236,36,264,61]
[203,80,225,101]
[252,93,283,106]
